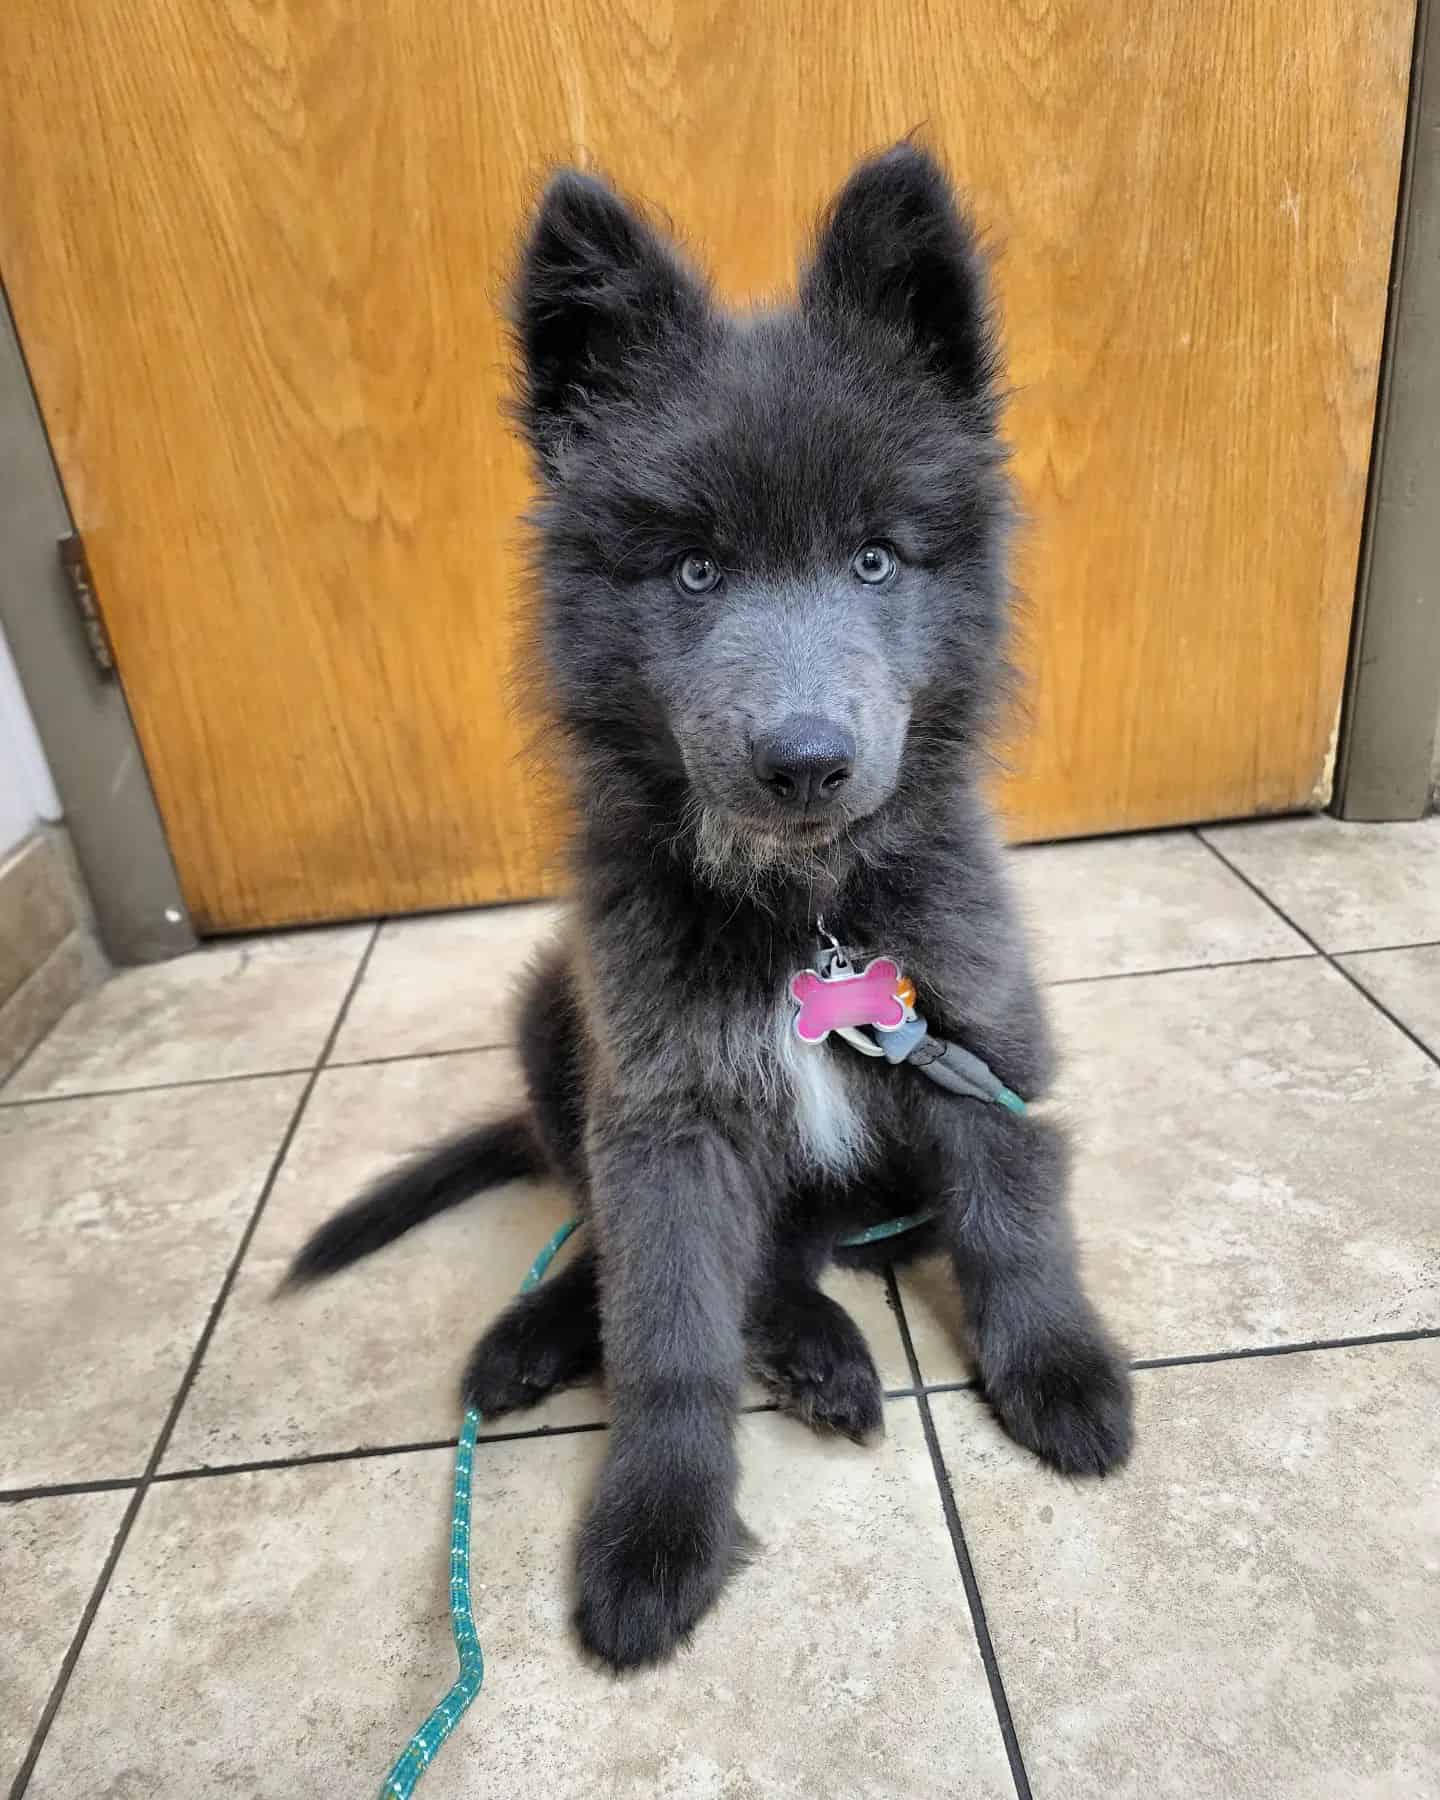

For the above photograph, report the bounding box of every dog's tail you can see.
[282,1114,542,1288]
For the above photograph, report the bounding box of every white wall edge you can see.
[0,617,62,844]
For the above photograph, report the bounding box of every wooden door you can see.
[0,2,1414,930]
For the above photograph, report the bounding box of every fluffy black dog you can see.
[290,143,1132,1671]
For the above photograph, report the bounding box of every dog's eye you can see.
[851,542,896,586]
[674,551,723,595]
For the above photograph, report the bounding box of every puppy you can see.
[290,144,1132,1671]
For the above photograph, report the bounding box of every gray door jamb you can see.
[0,284,196,963]
[1336,0,1440,820]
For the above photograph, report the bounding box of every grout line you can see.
[0,1065,312,1110]
[1327,961,1440,1067]
[1196,836,1440,1074]
[5,923,381,1800]
[884,1268,1032,1800]
[916,1325,1440,1400]
[1332,934,1440,959]
[0,1038,523,1109]
[0,1476,141,1506]
[4,1494,147,1800]
[1043,949,1316,988]
[146,1423,616,1486]
[151,1438,463,1483]
[1127,1325,1440,1372]
[322,1040,512,1073]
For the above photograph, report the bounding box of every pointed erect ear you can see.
[513,170,709,471]
[801,145,998,412]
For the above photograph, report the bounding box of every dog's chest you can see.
[772,1002,871,1175]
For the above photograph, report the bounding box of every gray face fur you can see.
[653,566,913,843]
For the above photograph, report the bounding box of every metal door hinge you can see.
[58,532,116,677]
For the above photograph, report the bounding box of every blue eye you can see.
[675,551,722,594]
[852,542,896,585]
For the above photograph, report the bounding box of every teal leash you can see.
[376,1072,1026,1796]
[833,1208,938,1246]
[378,1217,579,1800]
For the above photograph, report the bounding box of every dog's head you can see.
[513,144,1012,878]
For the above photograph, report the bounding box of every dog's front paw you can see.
[461,1325,551,1418]
[461,1304,597,1420]
[753,1291,885,1444]
[985,1335,1133,1477]
[767,1353,885,1444]
[574,1475,751,1671]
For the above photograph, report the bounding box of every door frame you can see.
[1336,0,1440,820]
[1,10,1434,961]
[0,284,194,963]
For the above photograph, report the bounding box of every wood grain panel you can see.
[0,1,1414,927]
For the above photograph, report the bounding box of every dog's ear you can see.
[513,170,708,472]
[802,144,997,413]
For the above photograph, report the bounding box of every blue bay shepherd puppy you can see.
[290,144,1132,1670]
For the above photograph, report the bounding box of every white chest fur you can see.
[773,1002,871,1175]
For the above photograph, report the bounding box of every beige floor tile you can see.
[3,926,369,1099]
[167,1052,911,1470]
[817,1262,913,1392]
[895,1251,974,1388]
[900,958,1440,1381]
[1013,831,1309,982]
[932,1342,1440,1799]
[1,1490,129,1791]
[1203,815,1440,953]
[1340,944,1440,1058]
[329,904,564,1062]
[164,1051,590,1467]
[34,1404,1012,1799]
[0,1077,303,1487]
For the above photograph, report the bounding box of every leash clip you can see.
[814,915,851,978]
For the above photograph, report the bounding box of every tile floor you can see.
[2,817,1437,1800]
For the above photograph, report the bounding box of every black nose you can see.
[751,714,856,806]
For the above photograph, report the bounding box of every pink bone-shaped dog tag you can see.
[791,958,907,1044]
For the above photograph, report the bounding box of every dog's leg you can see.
[748,1235,884,1443]
[516,942,589,1187]
[574,1120,762,1671]
[455,940,603,1420]
[937,1106,1132,1476]
[461,1242,602,1417]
